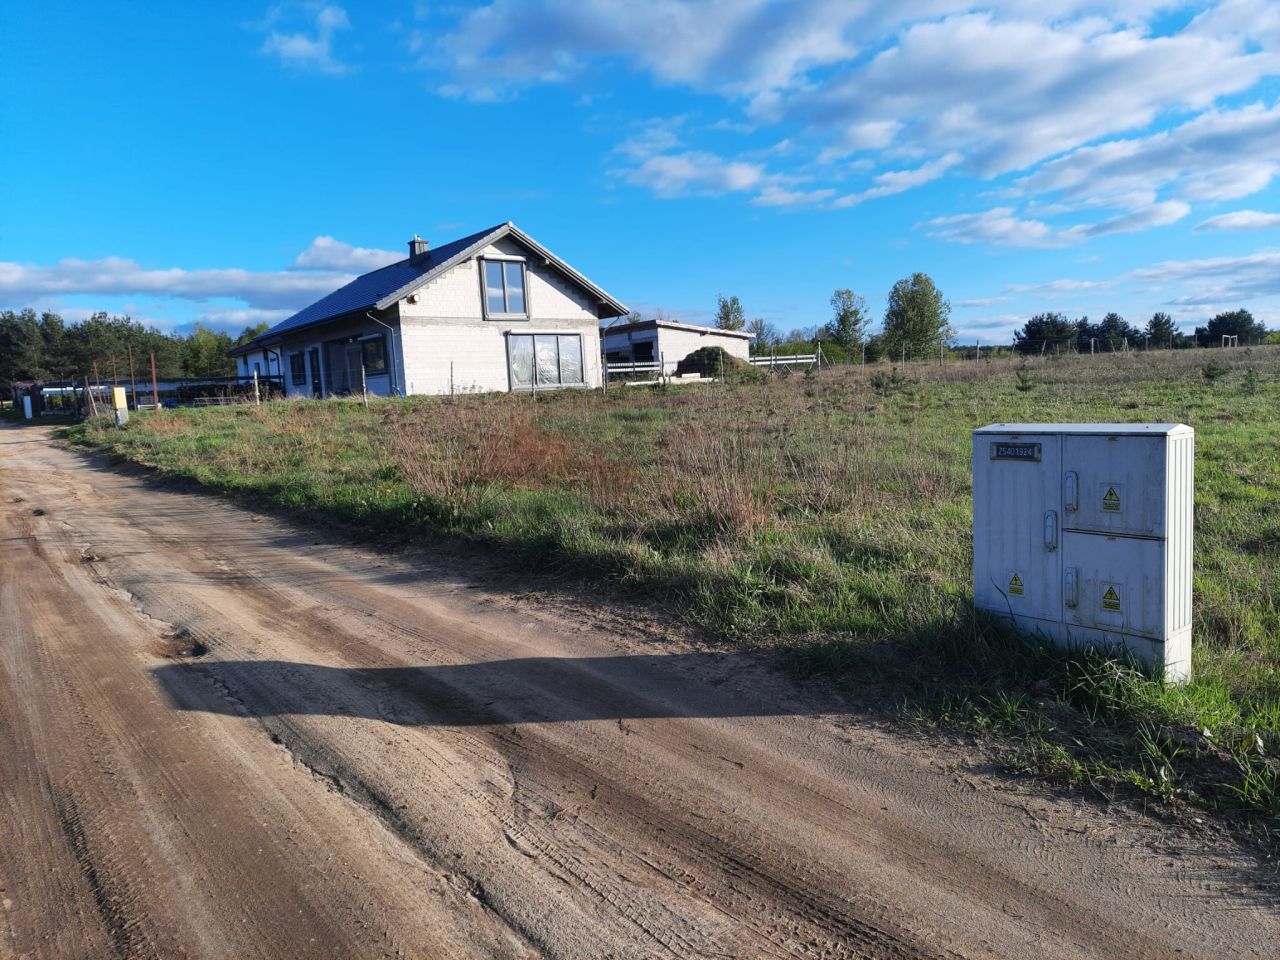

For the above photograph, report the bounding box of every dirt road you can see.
[0,421,1273,959]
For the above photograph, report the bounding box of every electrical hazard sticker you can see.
[1101,584,1122,612]
[1008,573,1024,595]
[1101,484,1122,512]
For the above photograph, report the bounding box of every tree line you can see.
[711,272,954,363]
[0,309,269,391]
[1011,309,1270,355]
[647,279,1273,363]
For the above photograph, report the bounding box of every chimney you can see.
[408,234,429,262]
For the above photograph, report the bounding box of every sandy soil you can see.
[0,419,1274,960]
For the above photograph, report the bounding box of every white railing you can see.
[603,361,663,375]
[748,353,818,368]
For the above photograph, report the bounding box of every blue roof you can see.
[260,224,505,340]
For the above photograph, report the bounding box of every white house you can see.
[235,223,629,398]
[228,342,283,384]
[601,318,753,374]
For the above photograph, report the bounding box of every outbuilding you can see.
[601,318,753,374]
[235,222,629,397]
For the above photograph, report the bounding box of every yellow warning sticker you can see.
[1008,573,1024,596]
[1102,584,1121,611]
[1102,485,1121,512]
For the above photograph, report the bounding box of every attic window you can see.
[483,260,527,317]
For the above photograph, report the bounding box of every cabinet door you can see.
[973,433,1061,622]
[1063,435,1165,537]
[1061,532,1165,639]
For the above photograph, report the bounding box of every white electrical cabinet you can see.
[972,423,1194,683]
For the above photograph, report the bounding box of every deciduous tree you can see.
[880,273,953,361]
[823,289,868,349]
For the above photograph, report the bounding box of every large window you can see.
[289,353,306,386]
[508,334,583,389]
[360,335,387,374]
[483,259,527,316]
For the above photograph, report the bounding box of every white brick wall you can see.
[395,250,603,394]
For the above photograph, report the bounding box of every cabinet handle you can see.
[1064,471,1078,512]
[1064,567,1078,607]
[1044,510,1058,551]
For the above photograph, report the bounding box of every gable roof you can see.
[254,222,629,345]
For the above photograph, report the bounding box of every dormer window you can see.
[482,259,527,317]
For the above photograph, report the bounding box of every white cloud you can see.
[428,1,1280,232]
[612,120,829,204]
[1015,101,1280,210]
[1062,200,1191,239]
[925,199,1189,247]
[622,151,770,198]
[831,152,961,208]
[751,185,837,207]
[1130,249,1280,304]
[790,13,1274,177]
[1195,209,1280,231]
[192,307,294,330]
[1006,278,1109,293]
[0,246,358,312]
[922,207,1057,247]
[259,3,352,75]
[291,235,400,271]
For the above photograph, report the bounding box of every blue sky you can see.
[2,1,1278,342]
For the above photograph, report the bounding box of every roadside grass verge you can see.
[65,347,1280,831]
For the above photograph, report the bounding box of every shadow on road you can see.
[151,652,846,727]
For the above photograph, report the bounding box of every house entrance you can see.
[308,348,323,398]
[342,343,364,393]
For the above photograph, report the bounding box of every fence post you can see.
[253,369,261,406]
[361,363,369,409]
[127,344,138,410]
[450,361,454,397]
[150,352,160,414]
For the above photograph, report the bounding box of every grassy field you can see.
[66,347,1280,828]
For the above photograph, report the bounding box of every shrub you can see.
[1201,359,1229,381]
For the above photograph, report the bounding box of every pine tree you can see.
[1144,312,1176,349]
[715,294,746,331]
